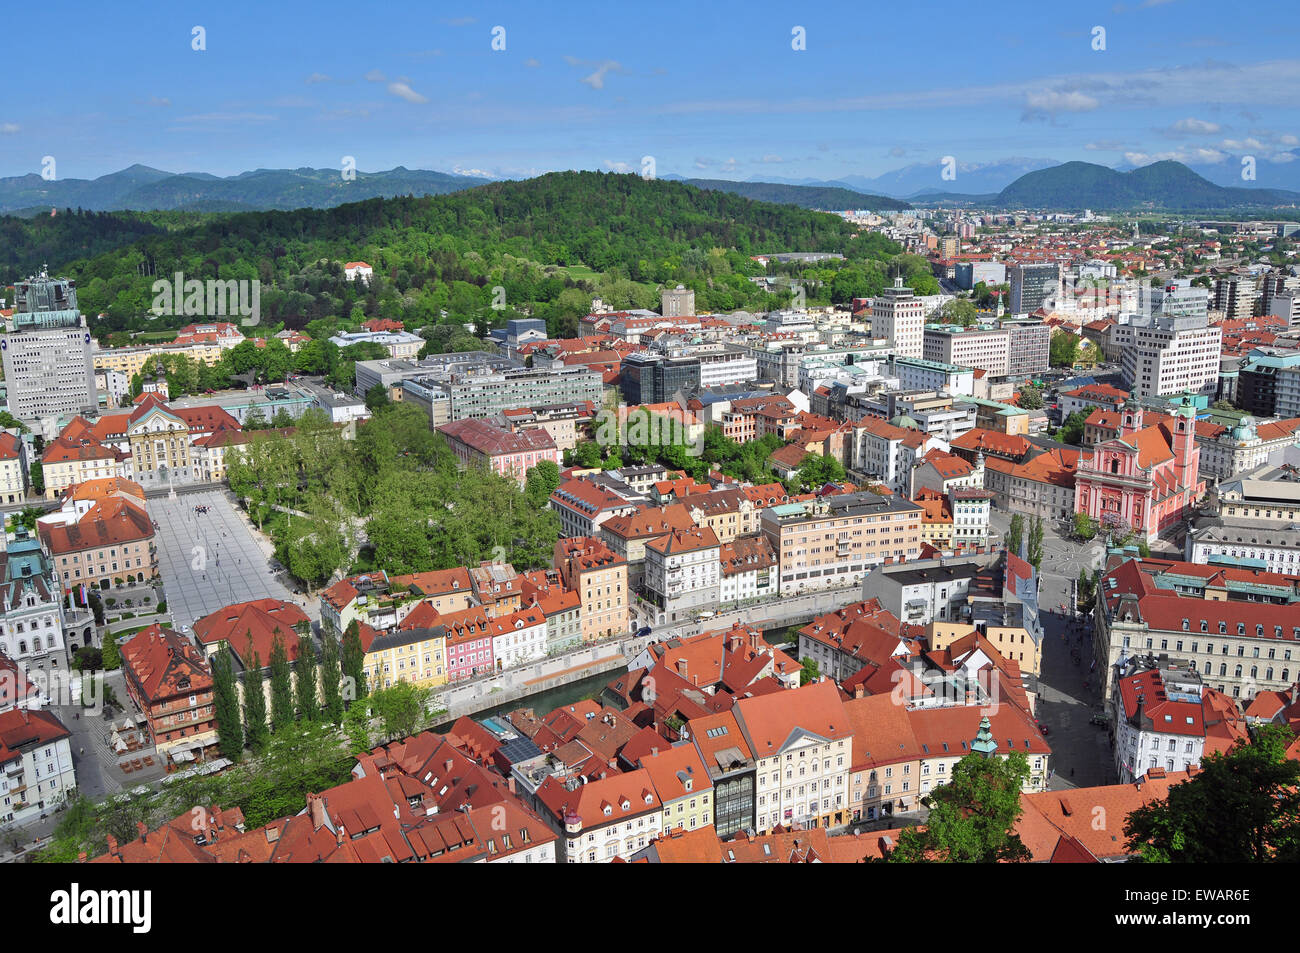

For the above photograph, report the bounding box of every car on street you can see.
[1089,714,1110,727]
[1038,722,1050,735]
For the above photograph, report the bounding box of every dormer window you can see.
[621,800,631,811]
[603,805,612,816]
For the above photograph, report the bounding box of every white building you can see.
[0,708,76,824]
[1112,659,1214,784]
[343,261,373,283]
[644,526,722,624]
[1118,312,1222,399]
[718,536,777,608]
[870,277,925,358]
[951,488,994,551]
[536,768,664,863]
[888,356,975,397]
[0,433,27,505]
[489,607,548,671]
[923,325,1011,378]
[0,531,68,675]
[737,680,853,833]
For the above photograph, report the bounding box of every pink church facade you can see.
[1073,400,1203,544]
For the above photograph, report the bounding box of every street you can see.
[987,508,1117,789]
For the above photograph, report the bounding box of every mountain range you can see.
[4,157,1300,218]
[0,165,492,215]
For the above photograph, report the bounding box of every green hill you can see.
[50,171,900,334]
[681,178,909,211]
[996,160,1300,210]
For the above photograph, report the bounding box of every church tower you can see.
[1119,396,1143,440]
[1170,399,1199,498]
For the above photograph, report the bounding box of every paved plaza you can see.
[147,488,296,630]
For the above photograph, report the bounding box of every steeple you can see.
[972,715,999,758]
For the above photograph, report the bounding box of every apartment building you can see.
[535,768,664,863]
[0,708,76,824]
[2,270,97,431]
[1094,554,1300,702]
[923,324,1011,378]
[0,432,27,504]
[39,497,156,589]
[736,680,853,832]
[644,526,722,624]
[1008,262,1060,314]
[760,490,923,595]
[554,537,629,641]
[639,743,714,833]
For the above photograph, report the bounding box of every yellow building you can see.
[127,395,193,483]
[361,604,449,691]
[93,341,227,378]
[640,744,714,834]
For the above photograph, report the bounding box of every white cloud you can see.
[524,58,540,68]
[603,160,634,173]
[0,123,18,134]
[694,157,713,169]
[760,154,783,163]
[149,96,171,108]
[1124,147,1228,165]
[365,69,387,83]
[1281,134,1299,146]
[306,72,330,84]
[1167,117,1220,135]
[387,81,429,104]
[565,56,626,90]
[1022,89,1099,119]
[720,157,739,173]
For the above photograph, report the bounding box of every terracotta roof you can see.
[38,497,152,555]
[192,599,308,667]
[119,623,212,702]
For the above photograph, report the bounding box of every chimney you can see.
[136,821,148,843]
[106,834,119,857]
[854,683,865,699]
[507,776,516,795]
[213,807,224,830]
[676,658,688,678]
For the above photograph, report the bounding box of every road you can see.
[987,508,1116,788]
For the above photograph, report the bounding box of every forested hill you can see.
[59,171,904,326]
[681,178,910,211]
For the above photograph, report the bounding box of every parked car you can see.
[1038,722,1050,736]
[1089,714,1110,727]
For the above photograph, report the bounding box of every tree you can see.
[364,384,391,413]
[29,461,44,496]
[1007,514,1024,559]
[243,639,270,754]
[1072,512,1097,541]
[794,452,846,492]
[1027,516,1045,572]
[1049,330,1080,367]
[1124,726,1300,863]
[887,751,1033,863]
[295,634,319,722]
[1077,567,1098,613]
[938,298,979,327]
[268,635,294,732]
[0,411,29,433]
[524,459,562,507]
[369,681,431,743]
[341,621,368,703]
[1212,399,1237,411]
[211,648,244,760]
[320,631,345,724]
[101,631,120,671]
[88,590,104,626]
[1017,383,1044,410]
[800,656,821,686]
[1058,409,1088,446]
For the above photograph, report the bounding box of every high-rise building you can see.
[2,269,97,431]
[620,352,701,405]
[1119,312,1222,399]
[1213,274,1260,320]
[1008,263,1060,314]
[660,285,695,318]
[1000,319,1052,380]
[923,324,1010,377]
[870,276,925,358]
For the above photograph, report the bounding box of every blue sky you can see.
[4,0,1300,185]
